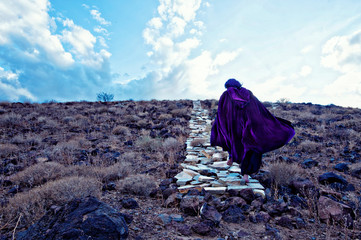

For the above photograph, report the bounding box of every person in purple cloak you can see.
[210,79,295,183]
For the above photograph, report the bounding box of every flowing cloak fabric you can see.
[210,87,295,174]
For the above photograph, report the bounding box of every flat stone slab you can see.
[253,189,265,198]
[204,187,227,194]
[183,169,200,177]
[198,175,215,182]
[174,171,193,180]
[227,185,251,191]
[210,161,230,170]
[229,166,242,173]
[247,183,265,190]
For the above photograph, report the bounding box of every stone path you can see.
[175,100,265,197]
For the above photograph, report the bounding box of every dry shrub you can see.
[298,140,321,153]
[190,138,206,147]
[158,114,172,120]
[2,176,101,228]
[135,136,163,152]
[10,162,67,188]
[49,141,79,165]
[0,113,22,127]
[123,115,141,123]
[268,161,304,187]
[171,108,189,118]
[80,161,132,183]
[0,144,19,158]
[163,138,181,152]
[118,174,156,196]
[112,125,130,136]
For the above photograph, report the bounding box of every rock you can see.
[164,193,179,207]
[7,185,20,194]
[263,200,288,217]
[222,205,246,223]
[121,198,139,209]
[351,166,361,179]
[253,189,266,198]
[200,203,222,225]
[276,215,293,229]
[289,195,308,209]
[318,196,354,228]
[227,185,250,192]
[302,158,318,168]
[159,178,174,191]
[210,161,230,170]
[102,182,116,191]
[191,220,215,236]
[246,182,265,190]
[290,178,314,194]
[251,198,263,210]
[162,187,177,199]
[157,214,172,225]
[225,197,247,208]
[334,163,349,172]
[318,172,348,185]
[294,217,307,229]
[170,214,184,222]
[249,211,270,223]
[239,188,255,203]
[265,224,282,240]
[198,175,215,182]
[17,197,129,240]
[180,195,204,216]
[177,224,192,236]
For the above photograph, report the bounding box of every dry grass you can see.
[268,161,304,187]
[112,125,130,136]
[0,144,19,158]
[135,136,163,153]
[1,176,101,229]
[298,140,322,153]
[117,174,157,196]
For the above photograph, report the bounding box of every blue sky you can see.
[0,0,361,108]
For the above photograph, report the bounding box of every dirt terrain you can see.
[0,99,360,239]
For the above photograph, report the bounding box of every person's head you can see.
[225,78,242,89]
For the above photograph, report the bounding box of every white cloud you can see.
[0,0,74,68]
[299,65,312,77]
[148,17,163,29]
[321,29,361,108]
[90,9,111,26]
[300,45,313,54]
[0,67,36,101]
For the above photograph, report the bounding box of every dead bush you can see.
[135,136,163,152]
[118,174,157,196]
[10,162,67,188]
[163,138,182,152]
[112,125,130,136]
[171,108,189,118]
[268,161,304,187]
[2,176,101,229]
[0,113,22,127]
[298,140,321,153]
[0,144,19,158]
[82,162,132,183]
[48,141,79,165]
[158,114,172,120]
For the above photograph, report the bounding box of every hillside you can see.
[0,100,360,239]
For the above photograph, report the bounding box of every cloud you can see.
[0,0,113,102]
[0,67,36,101]
[118,0,242,100]
[90,9,111,26]
[299,65,312,77]
[300,45,313,54]
[321,30,361,108]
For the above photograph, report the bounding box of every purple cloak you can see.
[210,87,295,174]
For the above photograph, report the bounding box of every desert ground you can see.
[0,99,360,239]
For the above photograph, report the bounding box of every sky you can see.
[0,0,361,108]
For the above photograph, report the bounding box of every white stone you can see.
[228,166,242,173]
[198,175,215,182]
[253,189,265,198]
[174,171,192,180]
[204,187,226,194]
[247,183,265,190]
[227,185,251,191]
[210,161,230,170]
[183,169,200,177]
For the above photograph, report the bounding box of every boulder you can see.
[318,196,354,228]
[334,163,349,173]
[222,205,246,223]
[249,211,270,223]
[200,203,222,225]
[191,220,215,236]
[17,197,130,240]
[318,172,348,185]
[180,195,204,216]
[121,198,139,209]
[301,158,318,168]
[239,188,255,203]
[351,166,361,179]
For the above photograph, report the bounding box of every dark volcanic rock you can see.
[239,188,255,203]
[222,205,246,223]
[177,224,192,236]
[302,158,318,168]
[249,211,270,223]
[351,166,361,179]
[334,163,349,173]
[276,215,293,229]
[318,196,354,228]
[318,172,348,185]
[265,224,282,240]
[263,200,288,217]
[180,195,204,216]
[290,178,315,194]
[200,203,222,225]
[191,220,215,236]
[17,197,129,240]
[102,182,116,191]
[121,198,139,209]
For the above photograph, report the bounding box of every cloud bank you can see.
[0,0,112,102]
[117,0,242,100]
[321,30,361,108]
